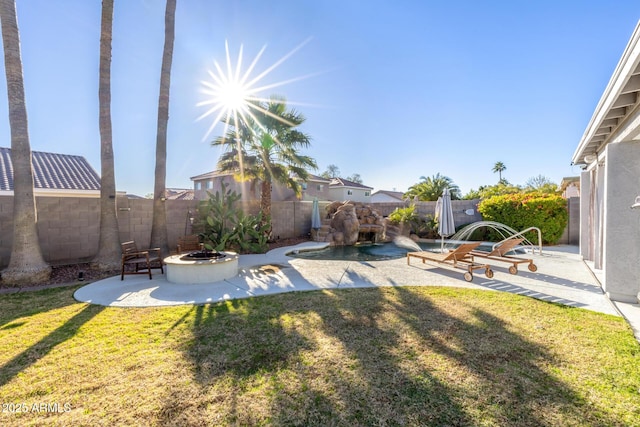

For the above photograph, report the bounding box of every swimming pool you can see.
[288,241,522,262]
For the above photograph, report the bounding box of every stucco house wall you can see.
[572,20,640,303]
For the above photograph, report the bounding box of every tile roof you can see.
[304,173,331,183]
[189,170,233,181]
[0,147,100,191]
[165,188,195,200]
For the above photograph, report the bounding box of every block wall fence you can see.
[0,196,575,268]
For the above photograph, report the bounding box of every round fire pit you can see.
[164,251,238,284]
[180,250,227,261]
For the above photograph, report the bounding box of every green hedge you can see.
[477,193,568,245]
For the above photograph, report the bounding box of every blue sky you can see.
[0,1,639,197]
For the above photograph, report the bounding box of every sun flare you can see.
[197,39,313,142]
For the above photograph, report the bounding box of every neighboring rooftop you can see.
[304,173,331,183]
[165,188,194,200]
[189,170,232,181]
[0,147,100,192]
[329,177,373,189]
[371,190,405,201]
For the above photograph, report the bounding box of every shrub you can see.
[415,215,438,239]
[477,193,567,245]
[197,182,269,254]
[388,205,418,225]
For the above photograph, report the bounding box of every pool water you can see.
[288,241,523,262]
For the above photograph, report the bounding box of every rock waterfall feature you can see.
[319,201,386,246]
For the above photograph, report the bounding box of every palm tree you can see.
[150,0,177,255]
[492,161,506,182]
[0,0,50,285]
[92,0,121,271]
[212,97,317,228]
[404,173,460,201]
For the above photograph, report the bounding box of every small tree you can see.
[321,164,340,179]
[525,175,558,194]
[346,173,363,184]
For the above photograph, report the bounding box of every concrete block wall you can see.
[116,198,199,250]
[0,196,14,267]
[372,199,483,227]
[269,200,332,239]
[36,197,100,264]
[559,197,580,245]
[0,196,199,268]
[0,195,574,268]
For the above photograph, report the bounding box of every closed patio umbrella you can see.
[311,197,321,235]
[436,188,455,252]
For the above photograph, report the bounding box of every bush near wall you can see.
[477,193,568,245]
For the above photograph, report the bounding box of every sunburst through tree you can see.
[197,39,312,143]
[197,40,318,234]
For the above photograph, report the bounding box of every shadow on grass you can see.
[0,285,83,330]
[166,281,625,425]
[0,303,104,388]
[390,286,615,426]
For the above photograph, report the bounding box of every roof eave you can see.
[573,20,640,165]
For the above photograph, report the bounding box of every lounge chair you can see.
[407,242,494,282]
[469,238,537,274]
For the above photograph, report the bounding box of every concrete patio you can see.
[74,242,640,341]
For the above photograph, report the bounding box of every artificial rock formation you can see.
[322,201,386,246]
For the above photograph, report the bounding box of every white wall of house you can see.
[573,20,640,303]
[371,192,403,203]
[328,186,371,203]
[603,142,640,302]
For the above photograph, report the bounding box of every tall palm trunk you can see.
[150,0,176,255]
[0,0,50,286]
[260,179,272,232]
[92,0,120,271]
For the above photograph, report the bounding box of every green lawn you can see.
[1,285,639,426]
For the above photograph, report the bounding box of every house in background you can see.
[190,170,376,203]
[328,177,373,203]
[298,174,331,200]
[560,177,580,199]
[190,170,311,202]
[371,189,405,203]
[190,171,253,201]
[165,188,194,200]
[571,20,640,303]
[0,147,100,197]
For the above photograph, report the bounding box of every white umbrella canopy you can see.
[436,188,455,252]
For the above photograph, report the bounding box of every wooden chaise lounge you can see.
[469,238,537,274]
[407,242,494,282]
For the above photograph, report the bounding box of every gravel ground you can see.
[0,237,310,293]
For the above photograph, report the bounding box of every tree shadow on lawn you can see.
[0,302,104,388]
[390,286,624,426]
[166,272,615,425]
[0,285,85,328]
